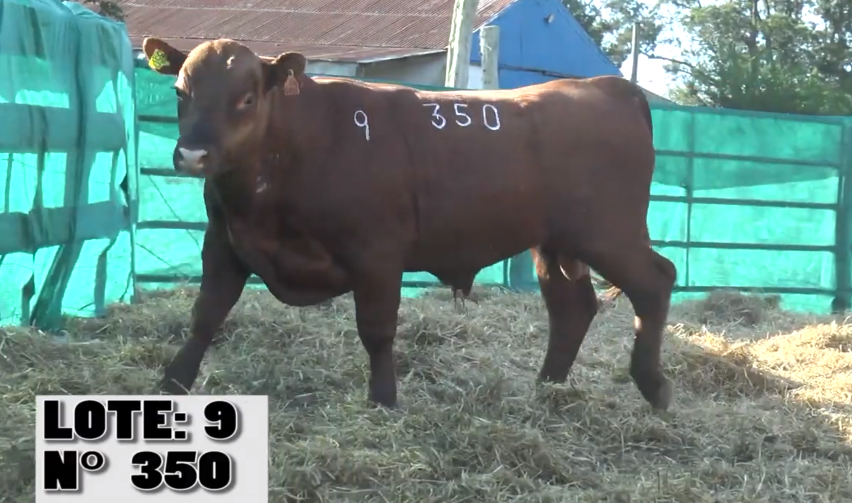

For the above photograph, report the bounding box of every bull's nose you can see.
[177,148,208,170]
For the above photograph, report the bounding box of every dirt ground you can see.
[1,287,850,502]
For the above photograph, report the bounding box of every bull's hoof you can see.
[537,360,572,384]
[160,380,190,395]
[537,371,570,384]
[370,400,398,410]
[367,387,398,409]
[160,373,191,395]
[368,397,398,410]
[633,372,673,411]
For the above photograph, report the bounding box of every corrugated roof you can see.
[129,38,446,62]
[116,0,515,59]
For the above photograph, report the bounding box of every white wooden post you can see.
[479,25,500,89]
[445,0,479,88]
[629,22,640,83]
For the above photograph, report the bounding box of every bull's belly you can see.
[229,237,352,307]
[407,223,541,274]
[260,270,349,307]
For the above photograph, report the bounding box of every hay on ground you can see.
[687,289,781,327]
[1,288,851,502]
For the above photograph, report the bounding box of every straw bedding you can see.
[1,287,850,502]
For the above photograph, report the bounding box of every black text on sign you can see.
[35,395,269,502]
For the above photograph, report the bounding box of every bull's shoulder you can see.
[311,77,424,111]
[314,76,416,93]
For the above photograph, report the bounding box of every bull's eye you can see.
[240,94,255,108]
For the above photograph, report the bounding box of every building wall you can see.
[467,65,483,89]
[306,0,644,93]
[355,53,485,90]
[306,60,359,77]
[359,53,446,85]
[311,52,485,89]
[468,0,622,88]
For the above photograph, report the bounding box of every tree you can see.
[653,0,852,114]
[562,0,665,67]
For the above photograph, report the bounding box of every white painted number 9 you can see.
[424,103,446,129]
[482,104,500,130]
[354,110,370,140]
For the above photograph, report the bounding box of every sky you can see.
[619,53,676,96]
[614,1,686,97]
[620,0,830,97]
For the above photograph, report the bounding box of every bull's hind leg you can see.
[580,242,676,410]
[533,248,599,382]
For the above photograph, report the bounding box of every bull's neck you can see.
[208,162,265,220]
[206,80,331,220]
[266,79,331,161]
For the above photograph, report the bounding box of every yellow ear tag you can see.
[148,49,170,71]
[283,69,300,96]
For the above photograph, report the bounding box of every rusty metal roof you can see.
[117,0,516,60]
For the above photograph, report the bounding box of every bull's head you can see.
[142,38,306,177]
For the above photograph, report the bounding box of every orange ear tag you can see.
[283,69,300,96]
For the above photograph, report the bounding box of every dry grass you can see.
[1,287,851,502]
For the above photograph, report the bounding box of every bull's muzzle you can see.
[176,147,207,170]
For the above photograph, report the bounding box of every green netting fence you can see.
[136,61,852,315]
[0,0,137,329]
[3,6,852,329]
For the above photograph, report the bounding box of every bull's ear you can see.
[262,52,307,95]
[142,38,187,75]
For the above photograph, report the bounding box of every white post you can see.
[629,22,640,83]
[479,25,500,89]
[445,0,479,88]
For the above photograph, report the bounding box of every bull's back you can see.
[518,76,656,237]
[362,85,550,270]
[403,76,653,268]
[310,76,653,271]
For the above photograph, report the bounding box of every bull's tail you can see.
[636,84,654,137]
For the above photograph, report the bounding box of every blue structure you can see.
[469,0,622,88]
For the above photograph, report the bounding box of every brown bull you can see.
[143,37,676,411]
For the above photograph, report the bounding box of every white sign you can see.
[35,395,268,502]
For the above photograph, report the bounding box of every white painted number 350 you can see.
[423,102,501,131]
[353,101,501,142]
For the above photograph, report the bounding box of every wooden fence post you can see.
[445,0,479,88]
[479,25,499,90]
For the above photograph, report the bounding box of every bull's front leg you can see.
[162,224,250,394]
[351,265,404,408]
